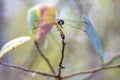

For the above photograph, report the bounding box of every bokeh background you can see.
[0,0,120,80]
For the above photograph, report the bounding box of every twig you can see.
[62,64,120,79]
[104,51,120,65]
[56,28,66,80]
[0,52,120,79]
[83,51,120,80]
[0,62,55,77]
[34,41,55,74]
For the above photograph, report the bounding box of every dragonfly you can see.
[27,4,104,63]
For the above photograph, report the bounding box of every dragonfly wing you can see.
[63,19,84,30]
[83,15,104,62]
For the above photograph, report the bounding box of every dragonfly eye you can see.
[58,19,64,26]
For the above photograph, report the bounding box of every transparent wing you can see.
[34,18,86,42]
[34,18,85,30]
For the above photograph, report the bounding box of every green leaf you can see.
[0,36,31,58]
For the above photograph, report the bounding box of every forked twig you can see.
[83,51,120,80]
[34,41,56,74]
[1,61,120,79]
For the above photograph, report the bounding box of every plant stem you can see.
[56,28,66,80]
[34,41,56,74]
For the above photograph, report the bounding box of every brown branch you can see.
[104,51,120,65]
[56,28,66,80]
[0,62,55,77]
[34,41,56,74]
[0,52,120,79]
[83,51,120,80]
[62,64,120,79]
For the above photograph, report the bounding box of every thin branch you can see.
[83,51,120,80]
[56,28,66,80]
[0,52,120,79]
[0,62,55,77]
[62,64,120,79]
[104,51,120,65]
[34,41,56,74]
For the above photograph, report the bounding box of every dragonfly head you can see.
[58,19,64,26]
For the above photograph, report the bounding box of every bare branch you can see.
[0,51,120,79]
[34,41,56,74]
[62,64,120,79]
[0,62,55,77]
[104,51,120,65]
[83,51,120,80]
[56,28,66,80]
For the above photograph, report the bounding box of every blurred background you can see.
[0,0,120,80]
